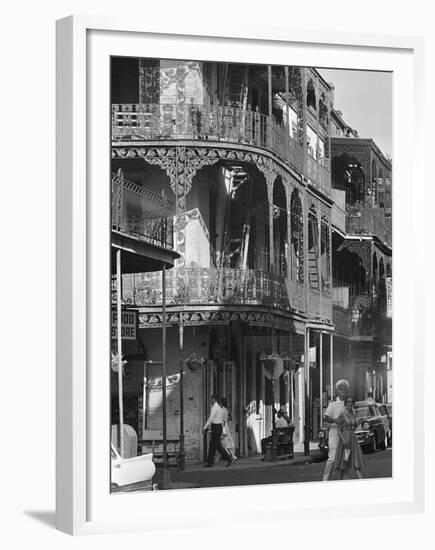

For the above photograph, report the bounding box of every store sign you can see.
[111,310,137,340]
[353,346,372,369]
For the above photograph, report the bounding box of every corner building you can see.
[111,58,336,463]
[330,109,392,404]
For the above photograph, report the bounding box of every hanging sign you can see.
[111,310,138,340]
[262,355,284,380]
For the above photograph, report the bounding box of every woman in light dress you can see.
[334,396,365,479]
[220,397,237,462]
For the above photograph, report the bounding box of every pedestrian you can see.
[275,410,289,428]
[220,397,237,462]
[334,396,365,479]
[322,379,350,481]
[366,392,375,403]
[203,394,235,467]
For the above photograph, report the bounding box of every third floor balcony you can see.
[112,103,331,197]
[345,202,391,246]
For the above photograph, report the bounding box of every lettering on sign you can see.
[111,310,138,340]
[353,346,372,368]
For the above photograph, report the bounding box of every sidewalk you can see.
[181,442,324,473]
[116,444,326,492]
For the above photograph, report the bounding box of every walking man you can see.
[322,379,350,481]
[203,394,235,467]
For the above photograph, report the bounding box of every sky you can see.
[318,68,392,158]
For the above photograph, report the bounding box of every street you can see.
[157,449,392,490]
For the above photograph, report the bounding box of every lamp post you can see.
[178,317,185,471]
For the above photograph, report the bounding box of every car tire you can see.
[370,433,377,453]
[380,435,387,451]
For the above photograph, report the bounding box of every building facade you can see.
[110,58,391,464]
[330,109,392,404]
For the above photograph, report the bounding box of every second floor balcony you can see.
[121,267,291,311]
[332,281,391,338]
[112,103,331,197]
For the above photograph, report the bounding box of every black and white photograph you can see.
[110,57,392,492]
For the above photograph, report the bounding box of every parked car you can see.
[111,443,156,489]
[318,400,391,454]
[354,401,391,452]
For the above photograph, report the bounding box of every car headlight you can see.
[363,422,370,430]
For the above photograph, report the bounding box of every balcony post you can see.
[314,78,320,162]
[304,326,310,456]
[178,316,185,470]
[268,182,275,274]
[268,65,272,148]
[285,66,289,130]
[116,249,124,458]
[319,330,323,429]
[161,264,171,489]
[330,332,334,400]
[300,69,308,180]
[327,91,332,174]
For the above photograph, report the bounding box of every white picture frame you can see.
[56,15,425,535]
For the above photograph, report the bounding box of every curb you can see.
[174,451,326,473]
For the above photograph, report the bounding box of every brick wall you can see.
[138,325,210,462]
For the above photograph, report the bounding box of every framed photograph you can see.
[56,16,424,535]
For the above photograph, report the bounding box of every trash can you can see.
[264,441,273,462]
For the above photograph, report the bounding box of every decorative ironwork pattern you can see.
[321,215,331,293]
[111,274,133,306]
[137,308,308,333]
[111,170,175,249]
[112,103,306,177]
[122,268,291,311]
[112,145,298,200]
[290,189,304,284]
[345,201,391,245]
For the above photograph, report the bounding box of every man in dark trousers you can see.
[203,394,235,467]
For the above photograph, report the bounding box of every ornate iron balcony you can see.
[111,103,329,188]
[112,171,175,249]
[345,202,391,246]
[121,267,291,310]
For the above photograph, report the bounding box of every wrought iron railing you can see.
[345,203,391,246]
[112,171,175,249]
[112,103,331,194]
[121,267,291,310]
[331,280,391,329]
[306,154,331,197]
[331,189,346,233]
[306,287,333,321]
